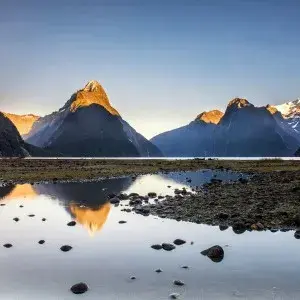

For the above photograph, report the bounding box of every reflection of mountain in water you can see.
[70,202,111,236]
[0,184,37,200]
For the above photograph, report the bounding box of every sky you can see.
[0,0,300,139]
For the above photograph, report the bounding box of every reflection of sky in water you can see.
[0,170,299,299]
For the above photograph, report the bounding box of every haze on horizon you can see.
[0,0,300,139]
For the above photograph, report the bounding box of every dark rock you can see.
[28,214,35,217]
[201,245,224,263]
[107,193,116,199]
[3,243,12,248]
[38,240,45,244]
[110,197,120,204]
[148,192,157,198]
[294,231,300,239]
[162,243,176,251]
[70,282,88,294]
[118,220,127,224]
[67,221,76,226]
[19,205,24,208]
[155,268,163,273]
[232,223,246,234]
[181,265,189,269]
[169,293,180,299]
[173,239,186,246]
[119,193,129,200]
[135,206,150,216]
[129,192,140,197]
[0,203,6,206]
[173,280,185,286]
[60,245,73,252]
[13,217,20,222]
[130,276,136,280]
[219,225,229,231]
[218,212,229,219]
[151,244,162,250]
[238,178,248,184]
[42,218,46,221]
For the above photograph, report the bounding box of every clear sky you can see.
[0,0,300,138]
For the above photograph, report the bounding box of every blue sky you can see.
[0,0,300,138]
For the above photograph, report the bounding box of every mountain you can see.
[151,98,299,157]
[271,99,300,140]
[151,110,223,157]
[3,113,40,136]
[0,112,47,157]
[25,80,162,157]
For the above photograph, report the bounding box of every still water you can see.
[0,170,299,299]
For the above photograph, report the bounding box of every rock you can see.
[119,193,129,200]
[110,197,120,204]
[169,293,180,299]
[232,223,246,234]
[151,244,162,250]
[135,206,150,216]
[118,220,127,224]
[0,203,6,206]
[70,282,88,294]
[60,245,73,252]
[256,222,264,230]
[181,265,189,269]
[238,178,248,184]
[218,212,229,219]
[107,193,116,199]
[38,240,45,244]
[42,218,46,221]
[67,221,76,226]
[28,214,35,217]
[19,205,24,208]
[162,243,176,251]
[201,245,224,263]
[129,193,140,197]
[190,241,194,245]
[155,268,163,273]
[148,192,157,198]
[173,280,185,286]
[130,276,136,280]
[219,225,229,231]
[294,231,300,239]
[3,243,12,248]
[173,239,186,246]
[167,186,171,188]
[13,217,20,222]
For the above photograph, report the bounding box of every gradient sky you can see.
[0,0,300,138]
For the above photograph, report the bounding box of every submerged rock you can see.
[173,239,186,246]
[70,282,88,294]
[162,243,176,251]
[201,245,224,263]
[169,293,180,299]
[3,243,12,248]
[60,245,73,252]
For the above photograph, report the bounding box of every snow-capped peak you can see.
[274,98,300,118]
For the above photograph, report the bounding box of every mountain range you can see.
[151,98,300,157]
[0,80,299,157]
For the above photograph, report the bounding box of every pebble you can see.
[173,280,185,286]
[28,214,35,217]
[151,244,162,250]
[42,218,47,221]
[19,205,24,208]
[169,293,180,299]
[181,265,189,269]
[60,245,73,252]
[38,240,45,245]
[162,243,176,251]
[118,220,127,224]
[155,269,163,273]
[130,276,136,280]
[67,221,76,226]
[13,217,20,222]
[3,243,12,248]
[173,239,186,246]
[0,204,6,206]
[70,282,88,294]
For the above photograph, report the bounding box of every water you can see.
[0,170,299,299]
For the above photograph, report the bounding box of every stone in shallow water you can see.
[28,214,35,217]
[60,245,73,252]
[19,205,24,208]
[67,221,76,226]
[162,243,176,251]
[173,239,186,246]
[42,218,46,221]
[155,269,163,273]
[118,220,127,224]
[38,240,45,245]
[181,265,189,269]
[169,293,180,299]
[151,244,162,250]
[70,282,88,294]
[294,231,300,239]
[173,280,185,286]
[3,243,12,248]
[0,203,6,206]
[110,197,120,204]
[13,217,20,222]
[201,245,224,263]
[130,276,136,280]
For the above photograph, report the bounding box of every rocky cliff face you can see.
[3,113,40,136]
[25,80,162,157]
[151,98,299,157]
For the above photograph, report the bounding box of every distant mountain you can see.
[151,98,299,157]
[151,110,223,157]
[0,112,47,157]
[25,80,162,157]
[3,113,40,136]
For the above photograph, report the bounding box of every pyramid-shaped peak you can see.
[227,98,252,109]
[83,80,103,92]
